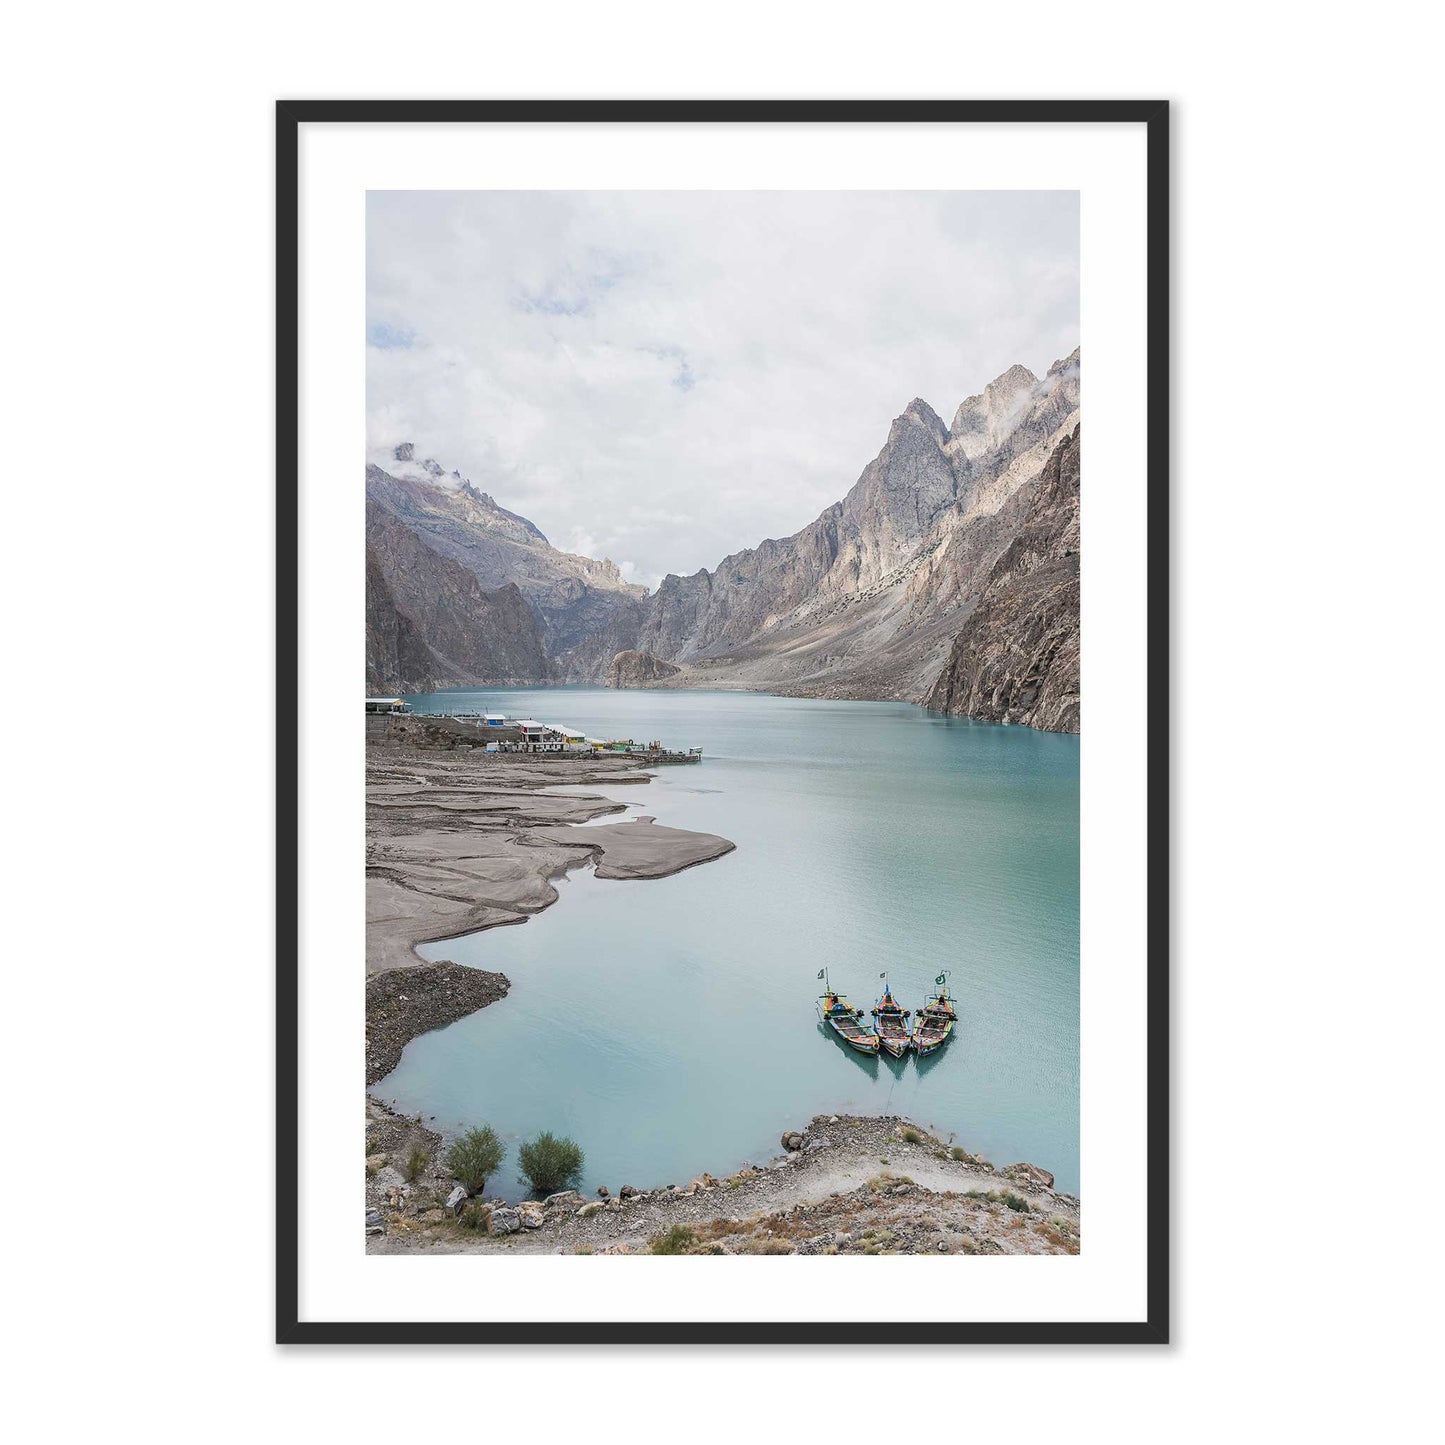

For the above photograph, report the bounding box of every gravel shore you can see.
[366,962,510,1085]
[365,1112,1078,1257]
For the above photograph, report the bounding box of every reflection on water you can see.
[373,686,1079,1201]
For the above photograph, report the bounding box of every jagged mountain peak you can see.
[949,363,1037,434]
[945,357,1080,465]
[901,397,949,440]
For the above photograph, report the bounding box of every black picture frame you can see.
[277,98,1170,1345]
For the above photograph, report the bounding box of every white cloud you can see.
[367,191,1078,588]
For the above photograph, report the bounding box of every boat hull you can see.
[826,1018,880,1054]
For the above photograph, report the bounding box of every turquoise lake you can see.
[373,687,1079,1200]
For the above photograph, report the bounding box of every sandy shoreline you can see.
[366,720,736,972]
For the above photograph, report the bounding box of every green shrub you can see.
[650,1225,699,1255]
[444,1125,505,1195]
[404,1143,430,1183]
[458,1201,492,1232]
[949,1146,969,1162]
[1001,1191,1031,1213]
[518,1131,584,1194]
[900,1128,924,1145]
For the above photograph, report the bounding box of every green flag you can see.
[935,972,946,986]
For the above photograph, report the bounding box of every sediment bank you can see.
[366,721,736,971]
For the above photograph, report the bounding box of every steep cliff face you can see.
[924,426,1081,733]
[365,502,550,692]
[365,445,646,656]
[606,650,682,688]
[366,548,444,693]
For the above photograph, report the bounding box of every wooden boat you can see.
[913,972,958,1056]
[871,976,912,1058]
[816,970,880,1055]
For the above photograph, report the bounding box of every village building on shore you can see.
[367,700,702,762]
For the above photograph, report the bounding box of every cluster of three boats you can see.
[817,970,957,1058]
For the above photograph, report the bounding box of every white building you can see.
[516,720,563,753]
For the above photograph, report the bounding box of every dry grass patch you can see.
[740,1235,796,1255]
[866,1172,915,1192]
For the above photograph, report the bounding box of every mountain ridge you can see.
[363,351,1081,731]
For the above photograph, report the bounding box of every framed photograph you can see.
[279,99,1169,1343]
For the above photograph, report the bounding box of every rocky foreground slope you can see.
[364,1110,1079,1257]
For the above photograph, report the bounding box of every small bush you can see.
[404,1143,430,1183]
[458,1201,492,1232]
[444,1125,505,1195]
[518,1132,584,1194]
[900,1128,924,1145]
[1001,1191,1031,1213]
[949,1146,970,1162]
[650,1225,699,1255]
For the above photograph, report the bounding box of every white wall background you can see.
[4,0,1437,1436]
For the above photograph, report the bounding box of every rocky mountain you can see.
[559,350,1080,726]
[365,501,549,693]
[364,351,1081,732]
[365,444,646,657]
[924,426,1081,731]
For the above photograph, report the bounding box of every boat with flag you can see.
[871,974,912,1058]
[816,969,880,1055]
[913,971,958,1056]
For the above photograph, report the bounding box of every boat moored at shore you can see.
[817,969,880,1055]
[913,972,958,1056]
[871,976,913,1058]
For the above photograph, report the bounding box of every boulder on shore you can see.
[607,650,681,688]
[1004,1162,1055,1190]
[487,1207,522,1236]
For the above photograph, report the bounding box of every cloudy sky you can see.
[367,191,1078,589]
